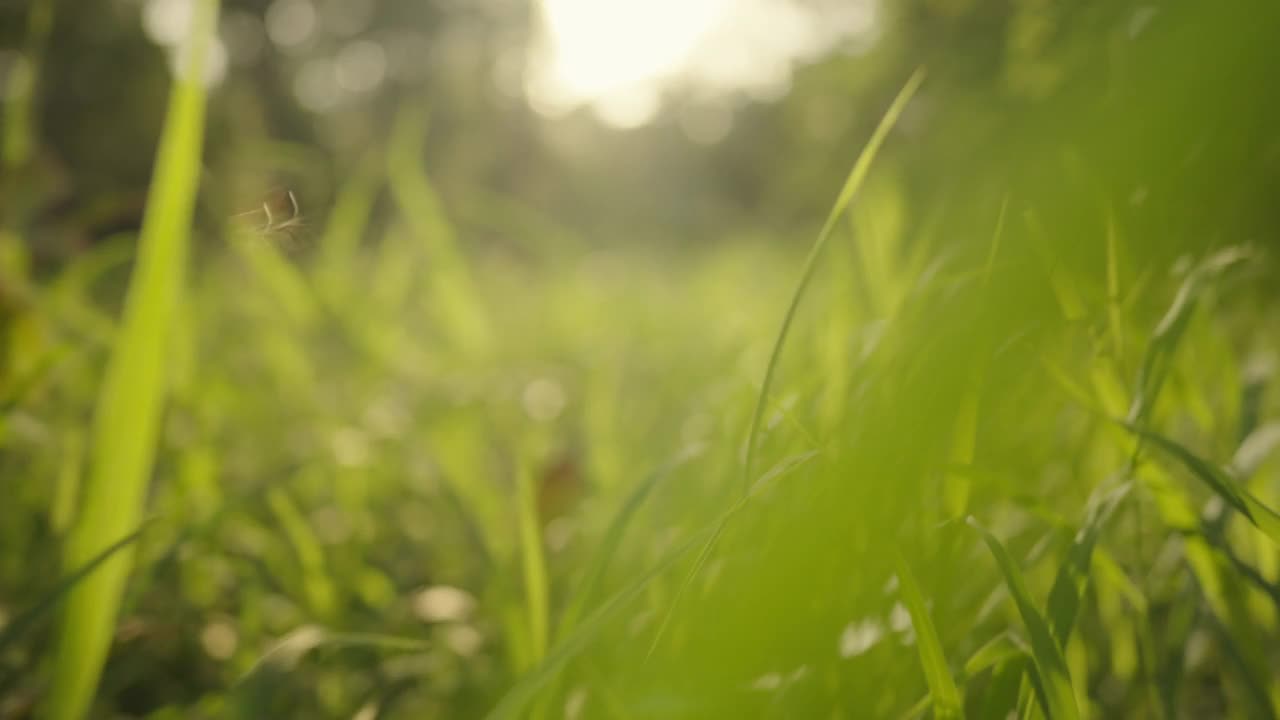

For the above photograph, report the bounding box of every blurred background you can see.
[4,0,1273,262]
[3,0,1280,718]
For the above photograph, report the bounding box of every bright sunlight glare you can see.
[526,0,881,130]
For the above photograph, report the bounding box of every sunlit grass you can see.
[1,16,1279,719]
[45,2,220,717]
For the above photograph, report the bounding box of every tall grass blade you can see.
[44,2,219,717]
[1,0,54,169]
[486,524,719,720]
[741,68,925,493]
[232,626,428,719]
[644,450,818,660]
[515,463,550,666]
[895,552,963,719]
[1125,424,1280,545]
[556,453,693,641]
[0,524,148,661]
[968,518,1079,720]
[387,104,491,352]
[1045,482,1130,645]
[1127,246,1250,429]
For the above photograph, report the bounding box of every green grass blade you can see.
[485,524,719,720]
[902,635,1030,720]
[556,452,693,641]
[895,552,963,719]
[1126,424,1280,545]
[978,657,1032,720]
[968,518,1079,720]
[44,3,218,717]
[386,104,491,352]
[1045,482,1130,645]
[644,450,818,660]
[741,67,925,494]
[515,462,550,667]
[2,0,54,169]
[963,632,1028,679]
[0,523,149,661]
[232,626,429,719]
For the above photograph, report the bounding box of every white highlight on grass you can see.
[522,377,567,422]
[200,619,239,660]
[839,618,884,658]
[444,624,484,656]
[413,585,476,623]
[525,0,880,129]
[330,426,371,467]
[564,687,589,720]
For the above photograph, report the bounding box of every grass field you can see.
[4,5,1280,718]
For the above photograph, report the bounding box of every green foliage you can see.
[2,1,1280,718]
[44,3,220,718]
[895,553,962,720]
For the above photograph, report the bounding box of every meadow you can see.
[3,0,1280,718]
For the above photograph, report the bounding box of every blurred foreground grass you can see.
[3,6,1280,719]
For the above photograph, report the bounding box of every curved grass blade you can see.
[485,524,719,720]
[556,451,695,641]
[978,657,1031,720]
[531,455,688,720]
[1124,424,1280,545]
[232,626,429,719]
[0,523,149,661]
[1045,482,1131,646]
[644,451,818,661]
[967,518,1079,720]
[45,3,219,717]
[515,463,550,666]
[895,552,963,719]
[1128,246,1250,430]
[963,632,1028,679]
[741,67,925,494]
[899,633,1029,720]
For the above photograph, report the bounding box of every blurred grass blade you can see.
[2,0,54,169]
[645,450,818,660]
[979,657,1032,720]
[491,453,814,718]
[963,632,1028,678]
[515,462,550,667]
[901,635,1029,720]
[556,452,693,640]
[45,2,219,717]
[968,518,1079,720]
[0,524,148,661]
[387,104,491,352]
[233,626,428,719]
[319,150,383,278]
[895,552,963,719]
[1128,246,1250,428]
[486,524,719,720]
[1045,482,1130,645]
[1126,424,1280,544]
[741,67,925,493]
[1233,422,1280,478]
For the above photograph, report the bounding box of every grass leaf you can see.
[0,523,149,661]
[1125,424,1280,545]
[45,3,219,717]
[896,551,963,719]
[741,67,925,493]
[968,518,1079,720]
